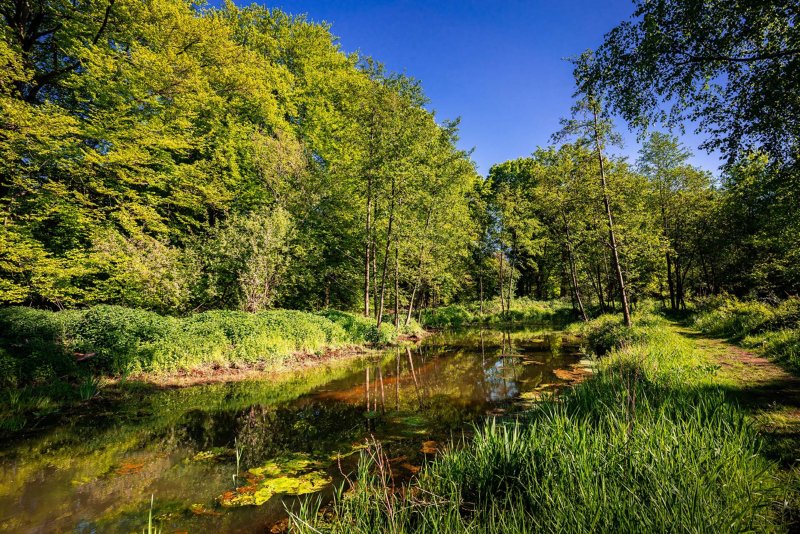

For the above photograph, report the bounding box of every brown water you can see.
[0,326,585,533]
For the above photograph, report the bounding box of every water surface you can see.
[0,325,585,533]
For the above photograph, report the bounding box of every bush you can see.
[692,296,774,338]
[0,307,79,383]
[579,312,662,355]
[68,305,179,374]
[419,298,572,329]
[420,305,475,328]
[0,348,19,389]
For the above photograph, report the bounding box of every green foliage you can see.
[693,298,775,339]
[317,310,397,344]
[0,305,395,385]
[420,298,571,328]
[0,0,479,315]
[592,0,799,167]
[294,311,782,533]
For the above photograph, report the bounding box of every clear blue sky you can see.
[216,0,722,177]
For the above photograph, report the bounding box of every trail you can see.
[672,324,800,468]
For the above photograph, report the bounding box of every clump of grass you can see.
[743,329,800,374]
[77,375,103,401]
[293,312,784,533]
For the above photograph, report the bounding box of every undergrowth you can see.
[0,306,418,386]
[693,296,800,373]
[420,298,573,328]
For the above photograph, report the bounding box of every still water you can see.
[0,326,586,533]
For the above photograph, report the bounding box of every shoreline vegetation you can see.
[0,298,566,434]
[0,305,415,433]
[290,304,799,533]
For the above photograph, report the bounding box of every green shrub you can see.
[692,297,774,338]
[0,307,78,380]
[68,305,179,374]
[420,305,475,328]
[317,310,399,344]
[420,299,573,329]
[579,312,662,355]
[0,348,19,389]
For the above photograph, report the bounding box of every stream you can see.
[0,325,587,533]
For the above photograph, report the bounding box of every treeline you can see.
[479,0,799,319]
[0,0,478,316]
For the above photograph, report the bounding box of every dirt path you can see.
[670,325,800,527]
[673,325,800,467]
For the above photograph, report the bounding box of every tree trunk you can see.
[394,244,400,328]
[364,175,372,317]
[506,257,514,317]
[479,271,484,317]
[561,211,588,322]
[377,186,395,327]
[666,252,676,310]
[498,251,506,316]
[591,100,631,327]
[404,208,432,326]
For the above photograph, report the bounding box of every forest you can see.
[0,0,798,532]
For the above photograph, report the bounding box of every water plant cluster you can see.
[291,312,789,532]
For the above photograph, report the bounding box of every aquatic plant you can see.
[142,495,161,534]
[219,452,332,507]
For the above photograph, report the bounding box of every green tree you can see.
[593,0,800,167]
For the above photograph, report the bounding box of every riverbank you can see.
[291,311,797,532]
[0,323,581,533]
[0,305,424,433]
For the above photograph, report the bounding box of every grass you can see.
[0,305,414,383]
[420,298,574,328]
[291,312,788,533]
[692,296,800,373]
[0,305,422,429]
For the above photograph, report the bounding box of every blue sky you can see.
[216,0,722,177]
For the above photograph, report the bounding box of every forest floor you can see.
[671,323,800,522]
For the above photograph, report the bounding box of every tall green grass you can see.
[292,313,784,533]
[693,296,800,373]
